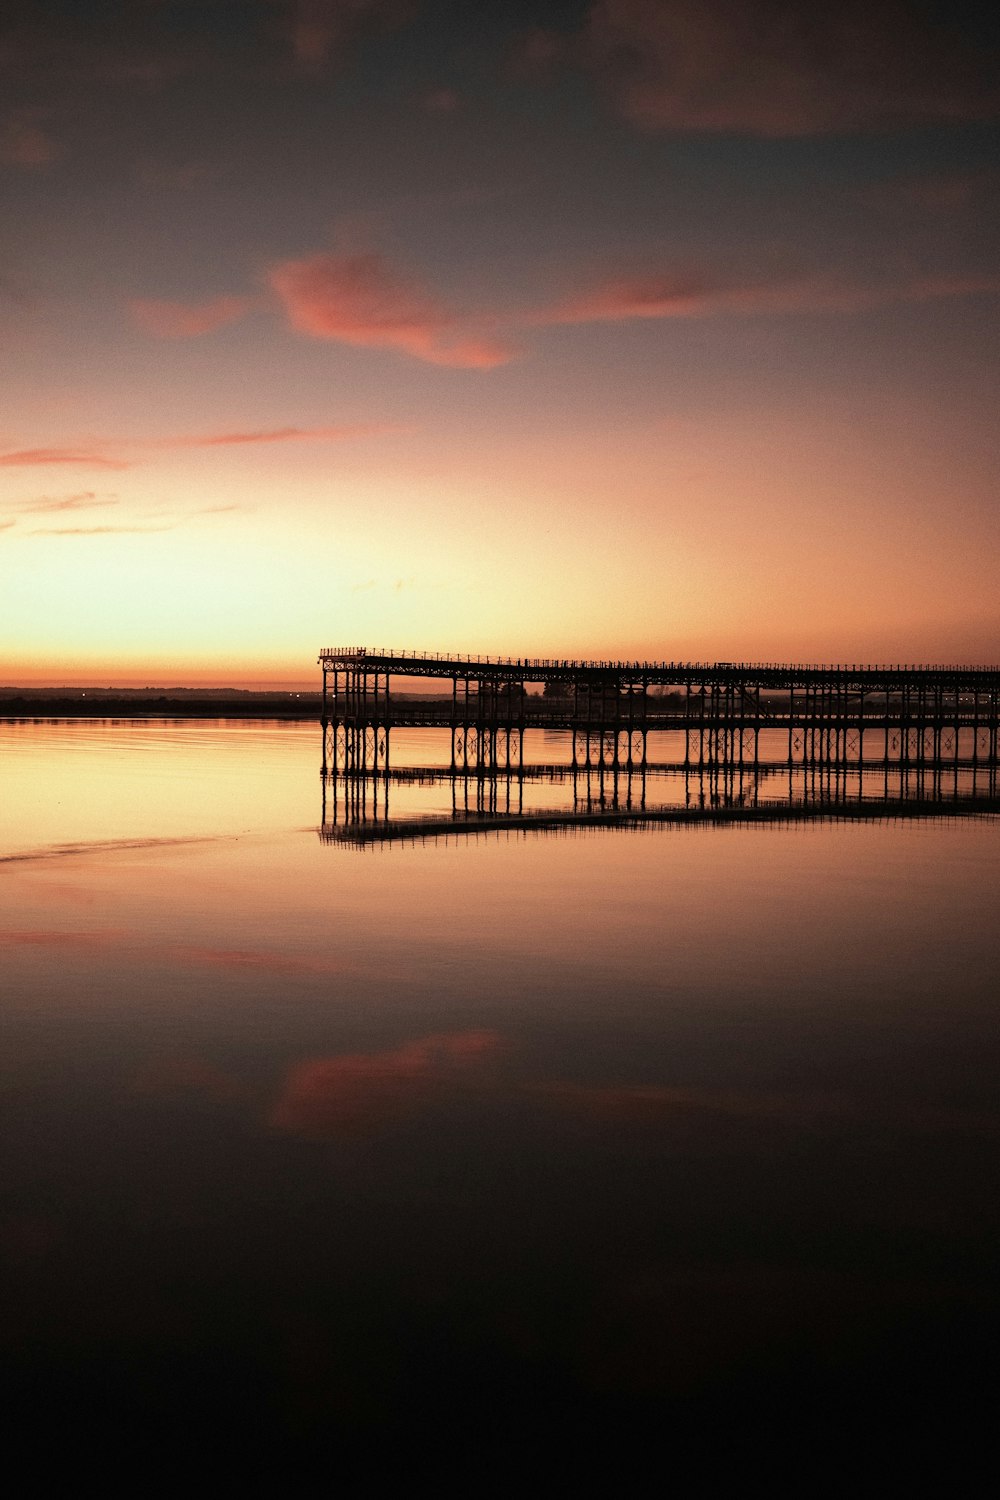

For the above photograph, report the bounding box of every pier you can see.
[319,646,1000,774]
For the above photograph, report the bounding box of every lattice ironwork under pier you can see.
[319,647,1000,774]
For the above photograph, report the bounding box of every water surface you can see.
[3,721,999,1485]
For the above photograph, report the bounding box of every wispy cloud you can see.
[538,270,756,325]
[0,448,131,469]
[17,491,118,514]
[581,0,1000,137]
[7,496,244,536]
[129,295,255,338]
[5,928,127,948]
[25,524,175,536]
[536,267,1000,328]
[1,422,401,475]
[158,422,400,448]
[269,250,515,368]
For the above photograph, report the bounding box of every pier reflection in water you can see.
[320,729,1000,845]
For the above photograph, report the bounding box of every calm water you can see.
[3,721,999,1485]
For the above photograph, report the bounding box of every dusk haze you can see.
[3,0,998,682]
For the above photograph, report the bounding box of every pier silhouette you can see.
[320,646,1000,775]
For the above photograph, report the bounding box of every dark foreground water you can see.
[3,721,999,1488]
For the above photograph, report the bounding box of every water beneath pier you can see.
[2,720,999,1484]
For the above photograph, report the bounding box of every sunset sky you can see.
[2,0,998,684]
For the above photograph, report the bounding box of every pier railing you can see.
[320,647,1000,677]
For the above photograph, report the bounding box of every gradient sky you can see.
[2,0,998,683]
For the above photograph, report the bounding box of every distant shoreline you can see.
[0,693,323,721]
[0,691,466,721]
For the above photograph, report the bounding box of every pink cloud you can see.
[0,448,131,470]
[271,1030,501,1136]
[583,0,1000,137]
[269,250,514,368]
[541,271,749,324]
[129,295,254,338]
[538,268,1000,327]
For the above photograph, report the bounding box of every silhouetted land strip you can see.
[0,689,323,720]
